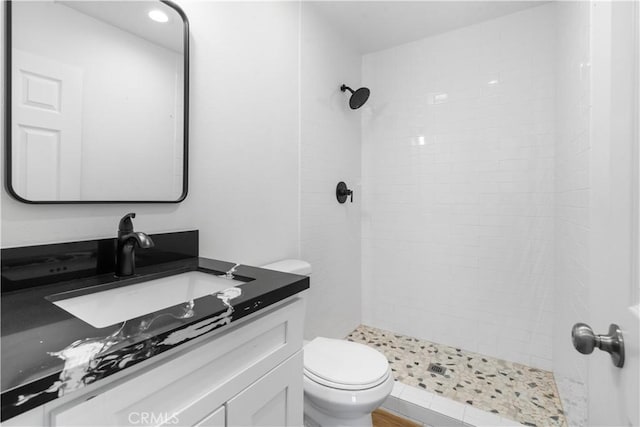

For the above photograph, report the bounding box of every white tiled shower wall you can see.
[553,2,591,426]
[361,4,557,369]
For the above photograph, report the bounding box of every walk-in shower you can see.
[301,1,639,426]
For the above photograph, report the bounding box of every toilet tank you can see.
[261,259,312,276]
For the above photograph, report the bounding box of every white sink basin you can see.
[51,271,243,328]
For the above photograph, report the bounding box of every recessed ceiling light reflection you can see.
[433,93,448,104]
[411,136,426,146]
[148,10,169,23]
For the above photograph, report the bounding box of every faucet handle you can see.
[119,213,136,233]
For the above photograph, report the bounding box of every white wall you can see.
[13,1,182,201]
[2,1,300,269]
[182,1,299,265]
[360,4,557,369]
[553,2,591,426]
[299,4,362,339]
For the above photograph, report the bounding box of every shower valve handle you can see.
[571,323,624,368]
[336,182,353,204]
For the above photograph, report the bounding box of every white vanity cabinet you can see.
[6,297,305,427]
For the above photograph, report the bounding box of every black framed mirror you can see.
[4,0,189,204]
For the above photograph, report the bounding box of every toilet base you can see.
[304,399,373,427]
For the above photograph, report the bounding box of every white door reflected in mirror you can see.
[12,50,83,200]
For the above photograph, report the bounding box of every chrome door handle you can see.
[571,323,624,368]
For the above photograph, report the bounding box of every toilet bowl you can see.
[303,337,394,427]
[261,260,394,427]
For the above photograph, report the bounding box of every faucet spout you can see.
[115,213,154,277]
[121,232,154,249]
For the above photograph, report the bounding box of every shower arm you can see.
[340,84,354,94]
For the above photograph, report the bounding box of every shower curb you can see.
[382,381,522,427]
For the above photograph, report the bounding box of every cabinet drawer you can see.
[51,298,304,426]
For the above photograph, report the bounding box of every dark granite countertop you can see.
[0,231,309,421]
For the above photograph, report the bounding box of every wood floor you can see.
[372,409,421,427]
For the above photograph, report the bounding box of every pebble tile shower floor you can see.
[347,325,567,427]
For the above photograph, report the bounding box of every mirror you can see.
[6,0,188,203]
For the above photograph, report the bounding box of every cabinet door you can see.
[226,351,303,427]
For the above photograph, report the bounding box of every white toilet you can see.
[261,259,394,427]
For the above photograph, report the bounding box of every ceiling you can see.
[61,1,184,53]
[308,1,548,54]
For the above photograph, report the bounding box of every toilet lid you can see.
[304,337,390,390]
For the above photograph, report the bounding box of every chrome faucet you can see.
[116,213,154,277]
